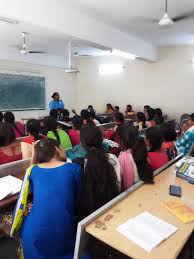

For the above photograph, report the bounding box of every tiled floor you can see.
[0,237,18,259]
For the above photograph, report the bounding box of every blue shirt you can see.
[49,99,64,110]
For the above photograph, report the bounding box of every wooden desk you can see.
[0,172,24,209]
[85,164,194,259]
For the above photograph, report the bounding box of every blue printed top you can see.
[175,126,194,156]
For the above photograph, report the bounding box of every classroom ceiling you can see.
[66,0,194,46]
[0,22,111,66]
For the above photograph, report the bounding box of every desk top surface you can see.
[0,172,24,209]
[86,164,194,259]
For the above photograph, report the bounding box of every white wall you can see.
[76,46,194,120]
[0,60,76,121]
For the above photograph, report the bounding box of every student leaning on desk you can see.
[11,138,85,259]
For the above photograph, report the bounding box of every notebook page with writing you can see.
[117,212,178,252]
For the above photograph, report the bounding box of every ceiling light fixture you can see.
[0,17,19,24]
[159,12,174,26]
[112,49,136,60]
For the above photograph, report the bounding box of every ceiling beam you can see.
[0,0,158,61]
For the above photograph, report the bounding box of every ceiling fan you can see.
[17,32,47,55]
[159,0,194,26]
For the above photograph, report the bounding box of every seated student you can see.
[105,103,114,114]
[105,112,124,145]
[143,105,150,113]
[13,138,83,259]
[77,125,124,259]
[133,112,146,130]
[62,109,71,122]
[50,109,58,119]
[125,105,135,117]
[21,119,45,159]
[114,106,120,113]
[119,126,153,190]
[154,108,164,125]
[81,109,94,125]
[68,115,83,146]
[179,114,190,138]
[0,122,22,165]
[44,116,72,150]
[176,113,194,156]
[160,124,177,160]
[89,111,101,126]
[145,127,169,171]
[3,111,25,138]
[145,108,156,128]
[87,105,95,113]
[77,125,122,192]
[23,119,45,144]
[0,111,3,122]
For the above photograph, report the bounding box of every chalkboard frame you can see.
[0,73,46,111]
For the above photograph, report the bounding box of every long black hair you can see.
[44,116,61,144]
[80,125,119,216]
[0,122,16,147]
[145,127,163,152]
[3,111,24,137]
[0,112,3,122]
[26,119,43,141]
[136,112,146,129]
[120,125,153,183]
[147,108,155,121]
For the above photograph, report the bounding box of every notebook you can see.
[163,200,194,224]
[0,175,22,200]
[176,162,194,184]
[175,156,194,168]
[117,212,178,252]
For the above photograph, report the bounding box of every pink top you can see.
[68,129,80,146]
[118,149,139,190]
[13,122,25,138]
[148,151,169,171]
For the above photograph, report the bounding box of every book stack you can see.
[176,159,194,184]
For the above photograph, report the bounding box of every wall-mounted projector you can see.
[65,41,80,74]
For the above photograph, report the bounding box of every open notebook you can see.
[117,212,178,252]
[0,175,22,200]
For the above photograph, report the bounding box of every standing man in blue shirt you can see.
[49,92,64,110]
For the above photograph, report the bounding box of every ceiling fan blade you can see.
[28,51,47,54]
[173,10,194,22]
[128,16,158,23]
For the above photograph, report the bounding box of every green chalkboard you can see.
[0,73,45,110]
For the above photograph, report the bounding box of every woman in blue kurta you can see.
[21,138,83,259]
[49,92,64,110]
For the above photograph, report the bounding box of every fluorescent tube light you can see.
[112,49,136,60]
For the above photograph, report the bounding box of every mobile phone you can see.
[169,185,182,197]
